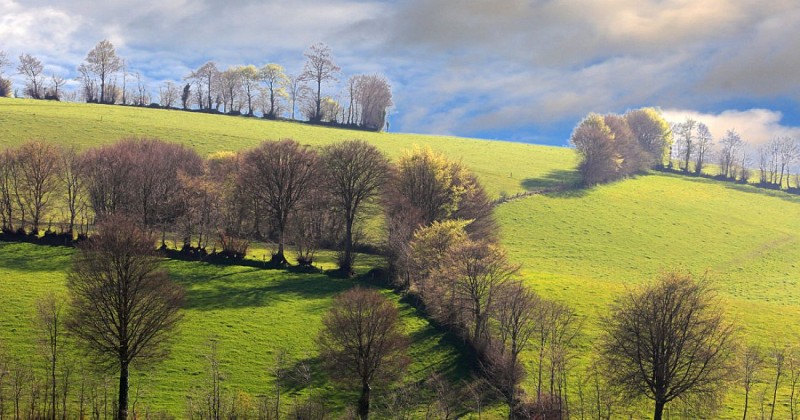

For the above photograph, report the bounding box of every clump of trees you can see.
[570,108,672,185]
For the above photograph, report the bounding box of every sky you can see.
[1,0,800,147]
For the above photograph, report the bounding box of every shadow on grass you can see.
[520,168,581,191]
[0,242,73,273]
[658,171,800,205]
[178,266,352,311]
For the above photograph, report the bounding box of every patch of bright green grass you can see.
[0,242,468,416]
[498,172,800,418]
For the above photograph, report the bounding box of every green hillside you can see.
[2,98,800,417]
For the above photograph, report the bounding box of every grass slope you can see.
[0,98,578,197]
[4,98,800,417]
[0,242,469,416]
[499,172,800,417]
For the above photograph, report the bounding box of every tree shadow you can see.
[177,266,352,311]
[520,168,581,191]
[0,242,74,273]
[658,172,800,205]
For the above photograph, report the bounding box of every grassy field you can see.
[3,98,800,417]
[0,242,471,417]
[499,173,800,417]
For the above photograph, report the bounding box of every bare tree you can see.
[83,40,123,104]
[438,240,518,351]
[490,280,540,415]
[241,139,319,265]
[741,344,764,420]
[777,136,798,188]
[49,74,66,100]
[694,123,714,175]
[17,53,46,99]
[718,129,744,179]
[318,287,410,420]
[66,217,184,420]
[219,67,242,113]
[348,74,393,130]
[322,140,390,274]
[769,344,786,420]
[16,141,61,234]
[0,50,9,74]
[181,83,191,110]
[599,270,735,420]
[287,73,303,120]
[159,81,178,108]
[673,118,697,172]
[300,43,340,122]
[789,348,800,420]
[35,292,66,420]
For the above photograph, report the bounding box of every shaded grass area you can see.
[0,242,471,417]
[498,172,800,418]
[0,98,578,198]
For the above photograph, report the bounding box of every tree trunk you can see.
[118,361,129,420]
[743,390,749,420]
[653,400,665,420]
[342,214,354,274]
[358,381,370,420]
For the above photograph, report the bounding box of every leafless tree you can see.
[49,74,66,100]
[777,136,798,188]
[83,40,123,104]
[0,149,21,231]
[0,50,9,74]
[442,240,518,351]
[718,129,743,179]
[300,43,340,122]
[599,270,735,420]
[694,123,714,175]
[17,53,46,99]
[159,81,178,108]
[66,217,184,420]
[235,65,259,116]
[673,118,697,172]
[788,348,800,420]
[318,287,410,420]
[241,139,319,265]
[286,73,303,120]
[16,141,61,234]
[35,292,66,420]
[322,140,390,274]
[219,67,242,113]
[490,280,540,415]
[741,344,764,420]
[348,74,393,130]
[76,64,98,103]
[769,344,786,420]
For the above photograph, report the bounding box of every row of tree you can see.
[570,108,800,191]
[1,41,392,131]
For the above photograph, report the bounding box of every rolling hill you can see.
[2,98,799,417]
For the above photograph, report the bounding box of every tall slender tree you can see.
[83,40,123,104]
[301,43,339,122]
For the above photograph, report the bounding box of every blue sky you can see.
[2,0,799,147]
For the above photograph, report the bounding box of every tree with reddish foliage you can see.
[318,288,410,420]
[66,217,184,420]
